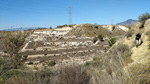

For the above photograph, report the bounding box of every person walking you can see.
[135,33,142,48]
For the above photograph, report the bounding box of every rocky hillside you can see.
[10,24,128,69]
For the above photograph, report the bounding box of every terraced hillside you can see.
[0,24,129,69]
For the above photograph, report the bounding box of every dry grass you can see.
[126,63,150,84]
[126,29,134,38]
[87,43,133,84]
[56,65,90,84]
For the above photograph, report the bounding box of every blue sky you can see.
[0,0,150,30]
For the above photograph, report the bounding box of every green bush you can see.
[4,51,7,53]
[0,55,14,79]
[2,31,27,69]
[93,57,100,61]
[98,34,103,41]
[27,61,33,65]
[85,62,92,66]
[138,12,150,28]
[48,61,56,66]
[108,38,116,46]
[44,53,47,56]
[138,12,150,23]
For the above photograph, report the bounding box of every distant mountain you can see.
[116,19,138,26]
[0,27,40,31]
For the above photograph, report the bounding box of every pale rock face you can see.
[44,41,93,47]
[144,19,150,33]
[102,25,129,32]
[117,25,129,32]
[102,25,113,31]
[28,27,72,42]
[133,22,142,29]
[144,19,150,27]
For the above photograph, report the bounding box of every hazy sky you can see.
[0,0,150,30]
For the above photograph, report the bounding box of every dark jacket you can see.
[135,34,141,40]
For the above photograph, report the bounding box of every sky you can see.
[0,0,150,30]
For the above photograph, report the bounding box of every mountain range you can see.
[116,19,138,26]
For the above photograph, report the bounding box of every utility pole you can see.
[111,20,114,25]
[69,6,72,25]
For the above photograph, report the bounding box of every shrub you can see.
[48,61,56,66]
[27,61,33,65]
[138,12,150,28]
[4,70,53,84]
[40,60,44,63]
[109,44,132,65]
[93,37,98,43]
[93,57,100,61]
[56,65,90,84]
[85,62,92,66]
[108,38,116,46]
[4,51,7,53]
[2,31,26,69]
[0,55,14,78]
[44,53,47,56]
[95,26,99,29]
[138,12,150,23]
[45,48,48,51]
[98,34,103,41]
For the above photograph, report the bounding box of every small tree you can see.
[48,61,56,66]
[138,12,150,28]
[49,27,52,29]
[98,34,103,41]
[108,38,116,46]
[2,31,26,69]
[138,12,150,23]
